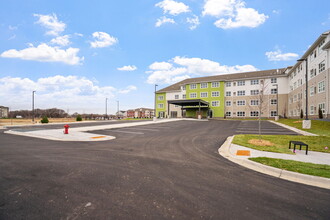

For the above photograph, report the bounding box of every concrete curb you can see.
[219,136,330,190]
[268,120,318,136]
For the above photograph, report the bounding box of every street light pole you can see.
[297,58,310,129]
[297,58,308,120]
[154,84,158,120]
[274,84,279,116]
[105,98,108,120]
[32,91,36,123]
[117,100,119,119]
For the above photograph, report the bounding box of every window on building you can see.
[211,101,220,107]
[293,94,297,102]
[212,82,220,88]
[211,91,220,97]
[237,111,245,117]
[250,90,259,95]
[158,104,164,108]
[310,105,315,115]
[200,92,208,98]
[181,85,186,90]
[175,95,179,99]
[226,101,231,106]
[293,82,297,90]
[237,100,245,106]
[225,82,231,87]
[318,81,325,93]
[226,91,231,97]
[190,84,197,89]
[158,96,164,100]
[270,99,277,105]
[200,83,208,89]
[310,86,316,96]
[319,103,326,114]
[237,80,245,86]
[250,100,259,106]
[250,111,259,117]
[271,88,277,94]
[225,112,231,117]
[190,93,197,98]
[271,78,277,83]
[270,111,277,116]
[251,79,259,85]
[319,61,325,73]
[310,69,316,78]
[237,90,245,96]
[182,94,186,99]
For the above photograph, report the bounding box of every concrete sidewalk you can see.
[4,118,199,141]
[219,136,330,189]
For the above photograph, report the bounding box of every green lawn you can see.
[233,134,330,154]
[249,157,330,178]
[276,119,330,136]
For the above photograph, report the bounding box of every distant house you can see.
[116,110,127,119]
[126,108,155,118]
[0,106,9,118]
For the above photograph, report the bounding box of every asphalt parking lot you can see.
[0,120,329,219]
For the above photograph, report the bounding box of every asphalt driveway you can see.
[0,120,329,219]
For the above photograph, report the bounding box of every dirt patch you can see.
[248,139,274,146]
[293,121,302,123]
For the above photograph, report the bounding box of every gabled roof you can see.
[156,68,287,93]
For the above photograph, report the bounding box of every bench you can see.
[289,141,308,155]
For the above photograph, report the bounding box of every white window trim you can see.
[211,91,220,97]
[200,83,208,89]
[200,92,208,98]
[190,92,197,98]
[190,84,197,89]
[212,82,220,88]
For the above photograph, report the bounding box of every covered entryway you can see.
[167,99,209,119]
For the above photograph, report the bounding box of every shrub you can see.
[300,109,304,119]
[40,116,49,123]
[76,115,82,121]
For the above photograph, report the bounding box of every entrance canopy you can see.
[168,99,209,107]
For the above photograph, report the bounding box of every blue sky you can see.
[0,0,329,114]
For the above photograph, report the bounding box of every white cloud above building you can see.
[155,16,176,27]
[117,65,137,71]
[202,0,268,29]
[265,49,299,61]
[34,13,66,36]
[147,56,258,84]
[90,32,118,48]
[0,43,83,65]
[50,35,71,46]
[155,0,190,16]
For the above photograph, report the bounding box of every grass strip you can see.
[233,134,330,154]
[277,119,330,136]
[249,157,330,178]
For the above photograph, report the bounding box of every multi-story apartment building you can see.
[0,106,9,118]
[126,108,155,118]
[156,30,330,119]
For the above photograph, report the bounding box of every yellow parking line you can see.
[91,136,107,139]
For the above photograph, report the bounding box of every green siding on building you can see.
[185,82,225,118]
[155,93,166,117]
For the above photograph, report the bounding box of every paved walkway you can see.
[4,118,203,141]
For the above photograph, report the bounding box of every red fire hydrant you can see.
[64,124,70,134]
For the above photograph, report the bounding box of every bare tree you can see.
[257,80,270,139]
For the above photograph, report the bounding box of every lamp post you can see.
[154,84,158,121]
[117,100,119,119]
[105,98,108,120]
[297,58,310,128]
[32,91,36,123]
[274,84,279,118]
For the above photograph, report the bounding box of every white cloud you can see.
[0,75,136,113]
[118,85,137,94]
[265,49,299,61]
[202,0,268,29]
[90,32,118,48]
[155,16,176,27]
[34,13,66,36]
[155,0,190,16]
[187,15,200,30]
[0,43,83,65]
[146,56,258,84]
[50,35,71,46]
[117,65,137,71]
